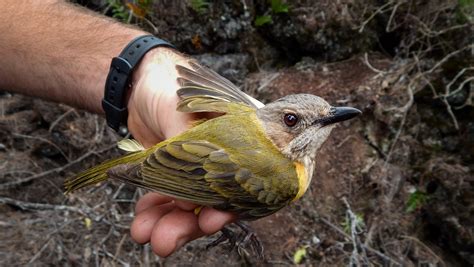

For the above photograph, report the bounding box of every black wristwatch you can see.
[102,35,175,132]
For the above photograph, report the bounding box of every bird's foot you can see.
[206,221,264,261]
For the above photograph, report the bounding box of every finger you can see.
[135,192,173,214]
[150,209,204,257]
[198,207,236,235]
[174,200,198,211]
[131,202,175,244]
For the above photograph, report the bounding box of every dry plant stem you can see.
[27,219,75,264]
[385,1,403,32]
[102,246,130,266]
[256,73,280,94]
[342,197,369,267]
[401,235,445,266]
[0,144,116,189]
[0,197,92,215]
[362,53,387,76]
[450,76,474,99]
[319,216,401,266]
[456,87,474,109]
[380,45,473,177]
[28,239,52,265]
[426,45,473,75]
[358,0,397,33]
[443,67,474,97]
[421,45,474,130]
[12,132,70,162]
[48,108,76,133]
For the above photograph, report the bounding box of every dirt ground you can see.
[1,1,473,266]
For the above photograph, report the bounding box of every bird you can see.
[65,60,360,249]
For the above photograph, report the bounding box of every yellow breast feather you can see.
[292,162,308,202]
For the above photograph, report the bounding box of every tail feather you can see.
[64,150,147,194]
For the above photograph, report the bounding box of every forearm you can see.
[0,0,146,113]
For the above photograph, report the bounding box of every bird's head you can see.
[256,94,361,163]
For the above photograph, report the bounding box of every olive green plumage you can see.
[65,60,361,220]
[116,107,298,219]
[65,61,299,220]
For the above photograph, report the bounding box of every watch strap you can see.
[102,35,175,132]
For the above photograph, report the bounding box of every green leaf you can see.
[190,0,210,14]
[293,246,308,264]
[255,15,273,26]
[457,0,474,22]
[271,0,289,13]
[459,0,474,7]
[406,190,428,213]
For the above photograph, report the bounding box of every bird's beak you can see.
[317,107,362,126]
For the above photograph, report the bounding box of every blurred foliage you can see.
[255,15,273,26]
[106,0,152,22]
[189,0,210,14]
[457,0,474,22]
[270,0,289,14]
[406,190,428,213]
[255,0,289,27]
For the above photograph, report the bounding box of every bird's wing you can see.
[107,140,288,217]
[176,61,264,113]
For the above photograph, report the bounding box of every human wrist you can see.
[89,30,147,114]
[101,35,178,132]
[126,47,191,142]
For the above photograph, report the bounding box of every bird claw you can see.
[206,222,264,261]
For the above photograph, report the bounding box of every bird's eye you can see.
[283,113,298,127]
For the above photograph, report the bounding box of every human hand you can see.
[125,48,235,257]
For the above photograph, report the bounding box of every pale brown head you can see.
[256,94,361,163]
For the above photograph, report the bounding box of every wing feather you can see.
[106,140,290,217]
[176,61,264,113]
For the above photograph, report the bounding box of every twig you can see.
[336,135,355,148]
[26,218,75,265]
[28,239,52,264]
[0,197,91,215]
[420,47,474,130]
[142,17,158,34]
[441,98,459,130]
[48,108,75,132]
[319,217,401,266]
[362,53,387,76]
[401,235,445,266]
[0,144,116,189]
[12,132,70,162]
[426,44,473,75]
[449,76,474,99]
[113,234,128,262]
[342,197,369,267]
[443,67,474,97]
[102,246,130,267]
[385,1,403,32]
[358,1,395,33]
[256,73,280,94]
[380,81,413,177]
[455,85,473,109]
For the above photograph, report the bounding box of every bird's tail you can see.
[64,150,147,194]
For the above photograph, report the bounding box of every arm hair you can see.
[0,0,146,113]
